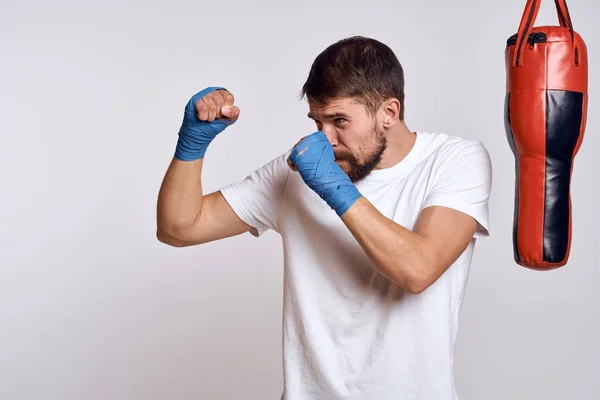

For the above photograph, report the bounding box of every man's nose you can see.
[321,127,338,146]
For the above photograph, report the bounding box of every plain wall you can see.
[1,0,599,398]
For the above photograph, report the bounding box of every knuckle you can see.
[218,90,234,104]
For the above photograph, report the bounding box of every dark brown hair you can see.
[300,36,406,120]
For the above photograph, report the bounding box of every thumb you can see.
[287,156,298,171]
[221,105,240,120]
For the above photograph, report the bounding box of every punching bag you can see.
[504,0,588,270]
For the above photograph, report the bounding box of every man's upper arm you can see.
[157,190,253,247]
[421,140,492,237]
[160,151,292,247]
[414,139,492,282]
[414,206,479,282]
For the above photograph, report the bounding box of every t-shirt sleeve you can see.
[421,140,492,238]
[218,150,292,238]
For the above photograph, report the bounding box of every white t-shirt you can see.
[219,131,492,400]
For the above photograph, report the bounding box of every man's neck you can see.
[375,121,417,170]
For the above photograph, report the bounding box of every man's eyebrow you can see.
[307,112,350,120]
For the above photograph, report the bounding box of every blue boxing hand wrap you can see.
[174,87,235,161]
[289,131,363,216]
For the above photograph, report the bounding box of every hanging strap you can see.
[554,0,569,27]
[511,0,577,67]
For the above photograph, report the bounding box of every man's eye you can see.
[335,118,346,124]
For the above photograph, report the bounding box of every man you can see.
[157,36,492,399]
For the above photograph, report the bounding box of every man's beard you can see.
[334,125,387,183]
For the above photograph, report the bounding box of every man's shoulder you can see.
[222,148,293,193]
[420,131,487,152]
[251,149,293,176]
[418,132,490,166]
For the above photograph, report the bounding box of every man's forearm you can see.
[156,158,204,236]
[340,197,434,294]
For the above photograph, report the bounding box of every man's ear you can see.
[382,98,401,126]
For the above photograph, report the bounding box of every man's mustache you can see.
[334,151,354,161]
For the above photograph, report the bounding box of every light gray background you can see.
[1,0,598,399]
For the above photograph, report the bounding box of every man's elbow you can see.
[405,277,431,295]
[404,262,441,295]
[156,228,192,247]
